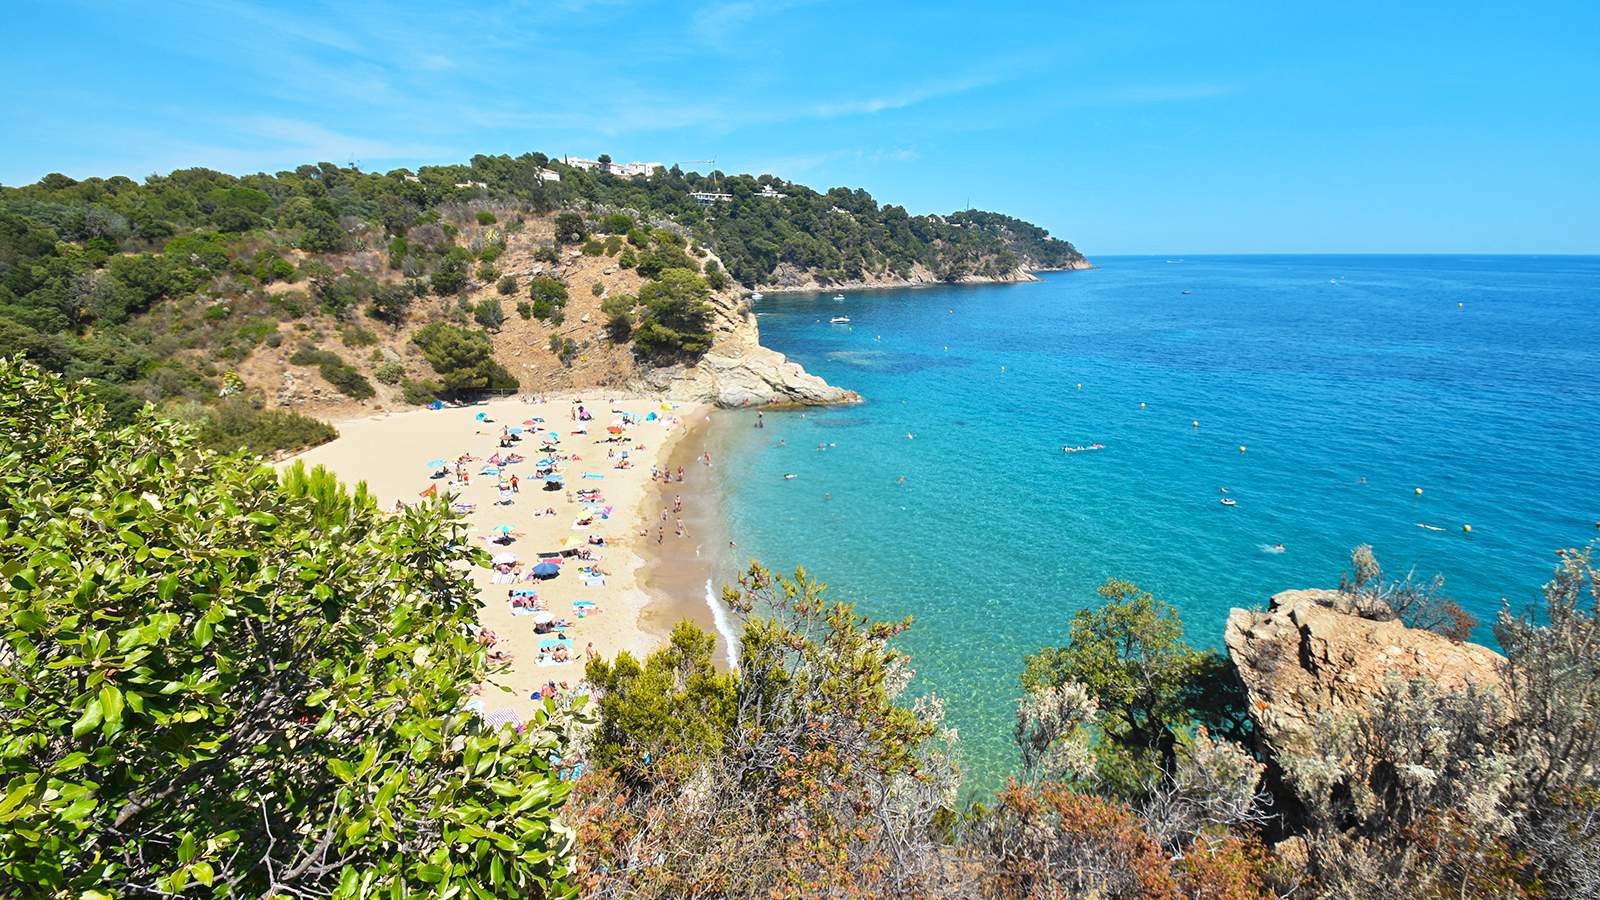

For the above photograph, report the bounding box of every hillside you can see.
[0,154,1081,454]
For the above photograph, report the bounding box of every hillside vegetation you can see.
[0,154,1081,456]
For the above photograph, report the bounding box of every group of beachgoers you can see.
[410,396,688,731]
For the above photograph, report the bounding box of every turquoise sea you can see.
[699,255,1600,794]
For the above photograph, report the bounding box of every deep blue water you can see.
[701,255,1600,794]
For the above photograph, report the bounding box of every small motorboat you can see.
[1182,289,1192,295]
[1219,498,1237,507]
[830,316,851,324]
[832,293,845,301]
[749,291,764,301]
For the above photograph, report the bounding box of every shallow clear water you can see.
[704,255,1600,794]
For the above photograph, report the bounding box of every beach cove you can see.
[291,392,723,723]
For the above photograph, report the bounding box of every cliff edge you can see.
[1224,589,1505,761]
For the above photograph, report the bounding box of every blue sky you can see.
[5,0,1597,254]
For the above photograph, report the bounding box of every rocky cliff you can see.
[631,276,860,407]
[1225,589,1505,761]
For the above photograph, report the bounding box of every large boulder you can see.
[1224,589,1505,761]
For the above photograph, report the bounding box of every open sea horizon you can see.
[697,254,1600,795]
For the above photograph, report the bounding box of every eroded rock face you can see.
[631,275,859,407]
[1224,589,1505,761]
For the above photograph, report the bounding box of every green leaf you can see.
[71,698,104,739]
[99,683,125,727]
[244,511,278,527]
[10,608,45,632]
[190,861,214,886]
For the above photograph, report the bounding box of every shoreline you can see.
[752,262,1092,296]
[637,410,742,667]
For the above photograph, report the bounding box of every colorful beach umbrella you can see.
[492,551,518,565]
[532,562,560,578]
[475,412,488,421]
[490,525,514,535]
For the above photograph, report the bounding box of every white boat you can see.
[830,316,851,325]
[832,294,845,301]
[749,291,764,300]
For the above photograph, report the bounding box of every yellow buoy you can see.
[1238,445,1247,453]
[1140,402,1147,409]
[1463,523,1472,533]
[1192,420,1199,428]
[1076,383,1083,390]
[1415,487,1424,496]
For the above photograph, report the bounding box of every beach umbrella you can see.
[606,425,624,434]
[490,525,514,535]
[548,431,560,439]
[492,551,518,565]
[480,465,501,475]
[510,426,524,434]
[532,611,555,625]
[536,458,556,466]
[543,472,564,481]
[531,417,545,423]
[426,459,448,469]
[480,708,520,728]
[475,412,488,421]
[532,562,560,578]
[522,419,537,425]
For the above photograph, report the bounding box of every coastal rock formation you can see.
[1224,589,1505,761]
[633,274,859,407]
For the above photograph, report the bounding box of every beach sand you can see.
[291,392,709,721]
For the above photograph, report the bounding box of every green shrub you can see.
[548,334,578,366]
[497,275,518,296]
[603,235,623,255]
[0,359,576,896]
[553,211,586,244]
[528,275,569,323]
[411,323,517,395]
[264,331,283,348]
[476,262,500,282]
[598,212,634,234]
[618,247,637,269]
[601,293,636,341]
[288,346,375,400]
[479,242,504,262]
[591,280,605,297]
[516,300,534,320]
[473,298,506,331]
[401,376,442,405]
[580,239,605,256]
[475,210,497,225]
[373,360,405,384]
[194,398,339,455]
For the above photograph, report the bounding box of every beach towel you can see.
[581,473,604,479]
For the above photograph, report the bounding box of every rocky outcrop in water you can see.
[1224,589,1505,761]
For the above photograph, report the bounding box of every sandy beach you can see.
[291,392,709,722]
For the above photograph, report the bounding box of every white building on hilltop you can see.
[562,156,662,178]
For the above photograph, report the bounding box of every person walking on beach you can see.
[673,494,683,513]
[510,474,519,493]
[676,518,685,538]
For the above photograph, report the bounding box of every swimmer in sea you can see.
[783,473,797,480]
